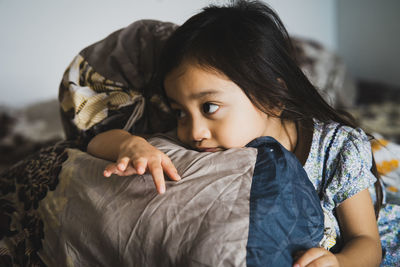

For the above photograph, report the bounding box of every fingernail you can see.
[174,170,181,180]
[159,185,166,194]
[293,264,300,267]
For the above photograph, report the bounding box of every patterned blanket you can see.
[0,141,77,266]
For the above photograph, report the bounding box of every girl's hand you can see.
[103,135,181,194]
[293,247,339,267]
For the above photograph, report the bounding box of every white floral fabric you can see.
[304,120,399,266]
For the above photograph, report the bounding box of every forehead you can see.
[164,62,235,97]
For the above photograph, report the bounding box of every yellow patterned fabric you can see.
[60,55,143,131]
[371,136,400,204]
[58,20,178,146]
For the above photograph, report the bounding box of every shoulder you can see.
[311,120,373,172]
[305,120,376,201]
[313,120,370,147]
[311,120,372,161]
[312,120,376,203]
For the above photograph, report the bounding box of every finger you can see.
[161,157,181,181]
[293,248,328,267]
[104,168,126,177]
[120,166,138,176]
[133,157,148,175]
[148,160,166,194]
[104,163,119,177]
[117,157,130,172]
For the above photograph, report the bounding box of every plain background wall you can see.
[0,0,336,107]
[337,0,400,87]
[1,0,398,108]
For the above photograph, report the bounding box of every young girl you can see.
[87,1,383,266]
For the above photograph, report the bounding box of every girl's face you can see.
[164,62,292,152]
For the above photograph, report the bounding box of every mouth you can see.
[196,147,223,152]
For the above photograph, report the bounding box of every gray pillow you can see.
[37,134,323,266]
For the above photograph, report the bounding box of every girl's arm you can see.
[334,189,382,266]
[294,189,382,267]
[87,129,181,194]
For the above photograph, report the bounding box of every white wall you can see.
[266,0,337,51]
[0,0,336,107]
[337,0,400,87]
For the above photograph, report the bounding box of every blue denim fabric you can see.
[246,137,324,267]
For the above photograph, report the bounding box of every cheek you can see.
[177,126,190,145]
[214,118,248,147]
[176,127,185,142]
[217,111,265,147]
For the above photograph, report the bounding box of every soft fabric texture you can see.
[0,141,76,266]
[371,135,400,204]
[0,99,64,172]
[26,134,323,267]
[59,20,178,147]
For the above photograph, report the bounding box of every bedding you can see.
[0,140,75,266]
[349,80,400,144]
[1,134,324,266]
[0,100,64,173]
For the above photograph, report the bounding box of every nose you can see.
[190,117,211,142]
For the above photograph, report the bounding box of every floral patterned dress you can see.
[303,120,400,266]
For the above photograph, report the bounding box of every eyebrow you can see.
[167,90,222,104]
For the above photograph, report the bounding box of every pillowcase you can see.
[34,134,323,266]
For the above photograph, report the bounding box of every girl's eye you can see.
[202,103,219,114]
